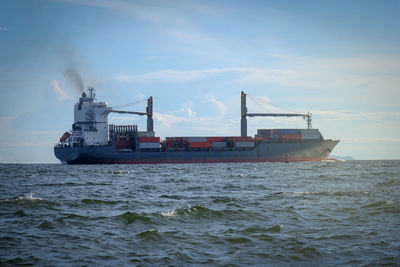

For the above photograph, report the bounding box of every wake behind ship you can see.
[54,89,339,164]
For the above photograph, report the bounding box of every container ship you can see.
[54,88,339,164]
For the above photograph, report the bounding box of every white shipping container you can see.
[300,129,320,134]
[137,131,155,137]
[235,141,255,148]
[140,142,160,149]
[301,134,321,140]
[212,142,227,148]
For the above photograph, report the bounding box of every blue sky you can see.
[1,0,399,162]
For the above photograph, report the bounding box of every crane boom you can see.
[247,113,308,118]
[103,96,153,132]
[106,110,147,116]
[241,91,312,137]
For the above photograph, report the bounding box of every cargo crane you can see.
[104,96,154,132]
[241,91,312,137]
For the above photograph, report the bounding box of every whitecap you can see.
[17,192,41,201]
[161,210,177,217]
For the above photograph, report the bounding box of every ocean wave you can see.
[80,198,126,205]
[0,192,42,203]
[161,210,177,217]
[160,194,185,200]
[58,213,107,221]
[136,229,162,241]
[225,236,252,244]
[116,212,152,224]
[159,205,256,221]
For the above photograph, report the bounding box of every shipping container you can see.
[300,129,320,134]
[235,141,255,148]
[189,142,211,148]
[255,135,271,141]
[166,137,184,141]
[137,131,155,137]
[186,137,207,142]
[257,129,272,137]
[273,129,301,134]
[302,134,321,140]
[211,142,227,148]
[140,142,160,149]
[139,137,160,143]
[280,134,302,140]
[207,137,224,142]
[228,136,253,142]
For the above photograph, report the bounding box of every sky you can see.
[1,0,399,162]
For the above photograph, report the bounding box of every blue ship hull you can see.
[54,140,339,164]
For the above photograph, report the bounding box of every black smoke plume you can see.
[64,67,84,93]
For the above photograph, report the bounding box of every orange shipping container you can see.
[189,142,211,148]
[281,134,302,140]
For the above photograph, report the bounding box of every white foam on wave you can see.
[17,192,41,201]
[161,210,177,217]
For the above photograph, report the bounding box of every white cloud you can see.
[51,80,73,101]
[59,0,223,54]
[205,93,227,117]
[114,68,233,83]
[313,110,400,121]
[154,112,190,128]
[186,108,196,117]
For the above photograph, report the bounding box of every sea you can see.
[0,160,399,266]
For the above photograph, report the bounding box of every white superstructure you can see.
[71,88,111,146]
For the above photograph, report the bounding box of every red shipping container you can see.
[207,137,224,142]
[228,136,253,142]
[139,137,160,143]
[189,142,211,148]
[281,134,302,140]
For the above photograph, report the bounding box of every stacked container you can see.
[139,137,160,150]
[211,142,228,148]
[164,137,188,150]
[301,129,322,140]
[257,128,324,141]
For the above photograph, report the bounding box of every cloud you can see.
[186,108,196,117]
[154,112,190,128]
[51,80,73,101]
[113,51,400,109]
[313,110,400,121]
[59,0,222,54]
[205,93,227,117]
[0,26,7,32]
[114,68,234,83]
